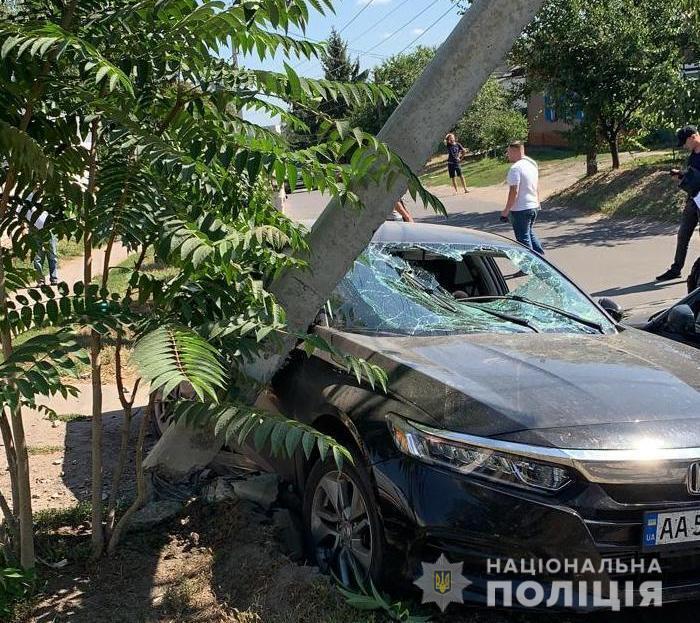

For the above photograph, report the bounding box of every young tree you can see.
[0,0,409,565]
[513,0,691,170]
[456,77,528,154]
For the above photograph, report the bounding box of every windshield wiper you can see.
[465,295,605,334]
[455,300,541,333]
[399,270,540,333]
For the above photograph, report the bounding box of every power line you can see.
[362,0,441,55]
[337,0,376,35]
[396,5,456,55]
[348,0,412,46]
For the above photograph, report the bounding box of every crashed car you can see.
[158,221,700,608]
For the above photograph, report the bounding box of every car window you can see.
[327,242,615,337]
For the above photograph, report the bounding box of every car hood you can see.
[322,327,700,449]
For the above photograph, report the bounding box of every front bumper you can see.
[371,456,700,610]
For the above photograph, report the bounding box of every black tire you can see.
[151,383,195,438]
[688,256,700,294]
[303,454,385,587]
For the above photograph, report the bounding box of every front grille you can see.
[600,483,700,505]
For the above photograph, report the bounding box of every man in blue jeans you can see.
[33,232,59,286]
[501,141,544,254]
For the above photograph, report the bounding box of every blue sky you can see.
[240,0,462,126]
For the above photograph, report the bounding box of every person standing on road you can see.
[656,125,700,282]
[16,190,59,285]
[501,141,544,254]
[34,232,59,286]
[389,195,415,222]
[444,133,469,194]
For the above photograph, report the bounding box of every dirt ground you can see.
[26,498,371,623]
[20,495,698,623]
[1,382,147,512]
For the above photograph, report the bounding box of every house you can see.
[528,63,699,148]
[527,93,575,147]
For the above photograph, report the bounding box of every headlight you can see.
[387,415,573,492]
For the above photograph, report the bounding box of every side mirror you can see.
[597,297,624,323]
[665,304,696,335]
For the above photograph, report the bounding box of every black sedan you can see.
[161,222,700,610]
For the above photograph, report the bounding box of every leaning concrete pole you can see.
[145,0,546,480]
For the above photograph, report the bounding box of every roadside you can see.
[551,153,686,221]
[421,147,583,189]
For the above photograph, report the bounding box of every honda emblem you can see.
[688,462,700,496]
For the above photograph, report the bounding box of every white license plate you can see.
[643,509,700,548]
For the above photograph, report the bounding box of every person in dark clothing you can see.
[656,125,700,282]
[444,133,469,194]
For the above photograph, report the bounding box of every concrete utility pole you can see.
[145,0,547,481]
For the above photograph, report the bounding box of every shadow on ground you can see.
[419,202,679,252]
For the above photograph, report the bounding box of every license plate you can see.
[643,509,700,548]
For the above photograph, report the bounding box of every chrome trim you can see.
[408,419,700,485]
[688,462,700,496]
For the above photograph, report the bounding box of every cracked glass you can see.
[328,242,615,337]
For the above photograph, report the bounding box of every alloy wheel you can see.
[310,469,374,586]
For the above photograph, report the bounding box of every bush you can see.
[0,552,34,619]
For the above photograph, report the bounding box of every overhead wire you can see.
[347,0,412,46]
[395,4,457,55]
[362,0,441,55]
[337,0,377,35]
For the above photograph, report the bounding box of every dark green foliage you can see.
[512,0,693,163]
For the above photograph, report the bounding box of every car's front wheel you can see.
[303,456,384,587]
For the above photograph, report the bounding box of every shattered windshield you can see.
[327,242,615,337]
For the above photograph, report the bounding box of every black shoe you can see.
[50,280,58,286]
[656,268,681,282]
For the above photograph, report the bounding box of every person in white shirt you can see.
[500,141,544,254]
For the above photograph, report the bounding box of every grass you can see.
[421,147,579,188]
[101,249,178,296]
[550,152,687,221]
[27,445,63,455]
[53,412,90,423]
[15,237,84,277]
[32,502,95,568]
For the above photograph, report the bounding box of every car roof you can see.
[299,219,516,248]
[372,221,512,246]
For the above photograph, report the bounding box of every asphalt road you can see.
[285,173,694,323]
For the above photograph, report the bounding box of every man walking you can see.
[501,141,544,254]
[389,195,414,222]
[656,125,700,282]
[444,133,469,194]
[34,232,59,286]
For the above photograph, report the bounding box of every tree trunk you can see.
[0,413,19,518]
[105,334,141,539]
[108,397,153,555]
[89,329,104,558]
[142,0,548,482]
[586,147,598,176]
[9,405,34,569]
[609,134,620,169]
